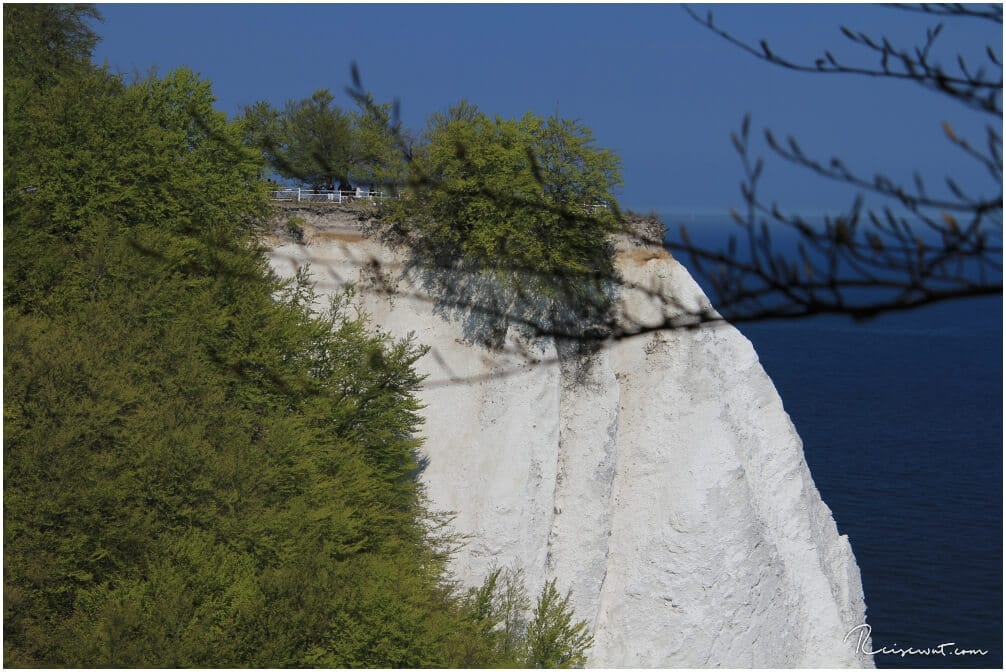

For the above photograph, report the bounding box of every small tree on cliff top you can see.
[380,99,623,345]
[240,89,404,191]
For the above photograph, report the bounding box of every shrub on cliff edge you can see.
[380,100,624,346]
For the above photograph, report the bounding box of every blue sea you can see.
[662,213,1003,669]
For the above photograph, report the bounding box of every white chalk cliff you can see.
[267,209,873,668]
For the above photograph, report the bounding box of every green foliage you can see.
[283,89,355,189]
[3,184,449,666]
[4,61,270,315]
[235,99,283,178]
[239,89,403,190]
[381,100,623,344]
[463,566,531,666]
[4,11,573,667]
[3,3,101,91]
[524,580,594,668]
[454,566,593,668]
[350,92,409,188]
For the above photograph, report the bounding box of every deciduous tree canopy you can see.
[4,6,591,667]
[239,89,403,191]
[378,100,624,345]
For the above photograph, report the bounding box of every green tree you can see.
[349,92,409,190]
[237,99,283,179]
[381,100,623,345]
[281,88,355,190]
[4,62,269,314]
[3,10,531,667]
[240,89,403,191]
[524,580,593,669]
[4,8,600,665]
[452,567,594,668]
[462,565,532,666]
[3,3,101,91]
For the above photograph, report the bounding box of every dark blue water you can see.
[664,214,1003,668]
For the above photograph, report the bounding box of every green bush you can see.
[4,8,597,666]
[457,567,594,668]
[2,8,541,666]
[381,100,624,345]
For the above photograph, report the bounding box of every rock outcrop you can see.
[267,207,872,667]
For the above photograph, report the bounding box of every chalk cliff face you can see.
[267,210,873,668]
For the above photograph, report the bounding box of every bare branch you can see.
[887,3,1003,24]
[683,4,1003,116]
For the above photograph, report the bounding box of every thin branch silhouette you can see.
[666,4,1001,322]
[887,3,1003,24]
[683,4,1002,116]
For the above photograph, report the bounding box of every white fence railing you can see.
[270,188,610,213]
[269,188,399,203]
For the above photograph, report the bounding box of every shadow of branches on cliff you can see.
[396,246,619,351]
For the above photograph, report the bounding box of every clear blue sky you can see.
[92,3,1001,214]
